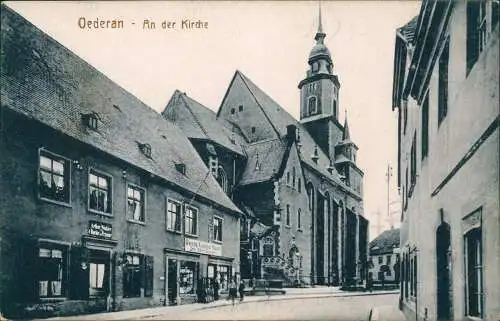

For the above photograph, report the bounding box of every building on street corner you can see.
[368,228,400,286]
[0,5,241,318]
[392,0,499,320]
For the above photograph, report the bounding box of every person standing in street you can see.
[238,280,245,302]
[228,278,238,306]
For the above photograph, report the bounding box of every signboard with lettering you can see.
[184,238,221,256]
[88,221,112,239]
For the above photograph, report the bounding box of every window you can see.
[90,263,105,290]
[403,100,408,135]
[217,265,231,291]
[251,126,256,133]
[179,261,198,294]
[175,163,186,175]
[286,171,291,185]
[127,185,145,222]
[464,215,483,318]
[312,62,319,72]
[184,205,198,236]
[467,0,487,74]
[231,108,235,114]
[89,170,112,214]
[123,254,154,298]
[139,143,152,158]
[82,113,98,130]
[213,216,223,242]
[308,96,317,115]
[217,166,228,194]
[410,133,417,193]
[297,178,302,193]
[292,167,296,188]
[167,199,182,232]
[438,40,449,126]
[297,208,302,230]
[39,150,70,203]
[378,256,383,264]
[422,93,429,160]
[38,246,67,297]
[263,238,274,256]
[493,0,499,30]
[286,205,291,226]
[405,167,409,206]
[387,255,392,265]
[239,105,243,112]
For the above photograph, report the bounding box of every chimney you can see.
[286,124,297,143]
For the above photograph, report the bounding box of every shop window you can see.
[89,170,112,214]
[184,205,198,236]
[167,199,182,232]
[127,185,145,222]
[38,245,67,298]
[218,265,231,292]
[213,216,223,242]
[38,150,70,204]
[465,228,483,318]
[123,254,154,298]
[90,263,105,290]
[179,261,198,294]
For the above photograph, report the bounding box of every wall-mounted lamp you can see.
[122,170,127,180]
[73,160,84,170]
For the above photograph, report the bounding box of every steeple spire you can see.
[343,110,351,141]
[315,2,326,43]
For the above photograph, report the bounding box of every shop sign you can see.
[184,238,221,256]
[87,221,112,239]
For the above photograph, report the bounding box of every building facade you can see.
[368,228,400,285]
[0,6,241,318]
[392,0,499,320]
[163,10,369,287]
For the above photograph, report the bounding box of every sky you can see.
[5,1,420,240]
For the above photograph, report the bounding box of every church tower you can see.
[299,6,343,160]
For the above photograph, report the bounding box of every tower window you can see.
[239,105,243,112]
[312,62,319,72]
[308,96,317,115]
[251,126,256,133]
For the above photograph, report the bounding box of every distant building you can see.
[392,0,498,320]
[0,5,241,318]
[163,9,369,287]
[368,229,400,285]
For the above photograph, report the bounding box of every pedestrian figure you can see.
[229,278,238,306]
[238,280,245,302]
[213,278,220,301]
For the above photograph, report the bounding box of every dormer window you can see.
[175,163,186,175]
[82,112,98,130]
[138,143,152,158]
[308,96,317,115]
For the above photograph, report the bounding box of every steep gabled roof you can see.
[162,90,246,156]
[369,228,400,255]
[235,72,355,192]
[0,4,241,215]
[239,138,287,185]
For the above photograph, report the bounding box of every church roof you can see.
[162,90,246,156]
[0,4,241,215]
[236,72,355,191]
[239,138,287,185]
[369,228,400,255]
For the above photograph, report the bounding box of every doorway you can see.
[436,222,452,320]
[167,258,178,305]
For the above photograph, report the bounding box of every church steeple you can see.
[343,111,351,141]
[315,4,326,43]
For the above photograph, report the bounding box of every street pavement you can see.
[42,289,402,321]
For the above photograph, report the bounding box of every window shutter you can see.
[144,255,154,297]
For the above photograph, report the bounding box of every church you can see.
[163,10,369,287]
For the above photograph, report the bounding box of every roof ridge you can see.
[179,93,210,138]
[236,71,283,139]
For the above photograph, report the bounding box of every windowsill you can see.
[297,228,303,232]
[185,233,199,238]
[464,315,482,321]
[39,197,72,208]
[213,240,223,244]
[88,209,113,218]
[127,219,146,226]
[39,296,67,302]
[166,229,182,235]
[284,225,291,229]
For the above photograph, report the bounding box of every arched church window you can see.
[308,96,317,115]
[292,167,296,188]
[333,100,337,117]
[286,171,291,185]
[217,166,228,194]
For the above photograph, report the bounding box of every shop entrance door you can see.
[167,258,178,305]
[88,250,110,299]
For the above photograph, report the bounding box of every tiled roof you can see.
[236,72,356,192]
[239,138,287,185]
[397,15,418,44]
[162,90,246,156]
[0,4,241,215]
[369,228,400,255]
